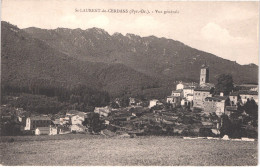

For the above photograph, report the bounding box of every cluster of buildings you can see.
[151,64,258,117]
[22,106,115,135]
[2,64,258,137]
[24,110,89,135]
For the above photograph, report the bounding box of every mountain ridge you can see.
[1,21,161,98]
[23,25,258,84]
[1,21,258,99]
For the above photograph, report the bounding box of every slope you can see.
[24,27,258,84]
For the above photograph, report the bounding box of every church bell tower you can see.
[200,64,209,85]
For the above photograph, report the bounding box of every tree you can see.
[220,114,232,137]
[215,74,234,96]
[225,98,231,106]
[244,98,258,127]
[84,112,104,133]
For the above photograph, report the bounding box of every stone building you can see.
[193,88,212,109]
[25,116,52,130]
[204,96,228,116]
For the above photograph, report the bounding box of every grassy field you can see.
[0,134,257,166]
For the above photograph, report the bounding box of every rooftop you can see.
[36,127,50,131]
[194,87,211,92]
[52,119,60,125]
[226,106,238,111]
[237,84,258,87]
[183,86,196,89]
[229,92,240,96]
[30,116,51,121]
[66,110,86,116]
[172,90,183,93]
[205,96,227,102]
[238,90,258,95]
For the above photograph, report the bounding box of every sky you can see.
[1,0,259,65]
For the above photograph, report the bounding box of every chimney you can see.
[220,92,224,96]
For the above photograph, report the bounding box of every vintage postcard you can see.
[1,0,259,166]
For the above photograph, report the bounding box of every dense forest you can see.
[1,83,110,114]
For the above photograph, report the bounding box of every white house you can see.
[71,124,86,133]
[94,106,111,117]
[71,114,85,125]
[166,96,181,107]
[49,126,58,135]
[176,82,198,91]
[149,99,159,108]
[60,117,70,125]
[183,87,194,98]
[171,90,183,98]
[186,94,194,102]
[35,127,49,135]
[176,83,185,90]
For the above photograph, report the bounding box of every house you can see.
[225,106,238,116]
[71,124,86,133]
[49,125,58,135]
[183,87,194,98]
[236,84,258,92]
[171,90,183,98]
[167,96,181,107]
[66,110,86,117]
[52,119,60,126]
[181,98,191,106]
[239,90,258,105]
[193,87,212,109]
[186,94,194,102]
[60,117,70,125]
[18,115,26,123]
[129,97,136,106]
[176,82,198,90]
[58,125,71,134]
[65,110,87,125]
[176,82,185,90]
[113,98,121,107]
[229,92,240,106]
[94,106,111,117]
[200,83,215,89]
[71,114,86,125]
[25,116,52,130]
[149,99,159,108]
[204,96,227,116]
[35,127,50,135]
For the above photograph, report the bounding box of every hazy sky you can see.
[1,0,259,65]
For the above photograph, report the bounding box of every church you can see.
[167,64,215,109]
[193,64,215,108]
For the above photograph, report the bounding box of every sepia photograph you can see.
[0,0,259,166]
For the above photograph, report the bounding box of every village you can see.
[1,64,258,141]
